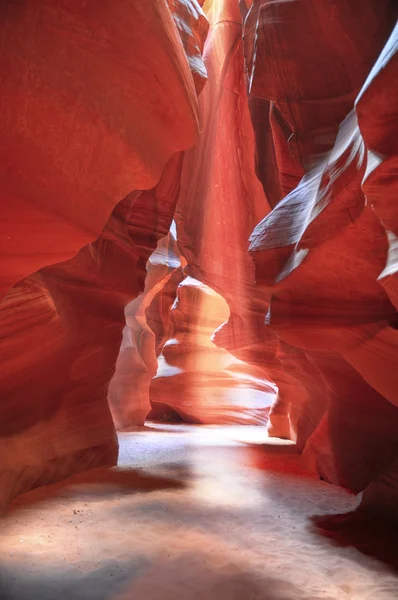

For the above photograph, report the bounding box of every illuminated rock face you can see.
[0,0,208,510]
[108,224,185,429]
[175,0,272,400]
[245,2,398,516]
[150,277,276,424]
[108,0,274,430]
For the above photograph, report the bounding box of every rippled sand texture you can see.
[1,425,398,600]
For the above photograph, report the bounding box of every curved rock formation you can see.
[108,223,185,429]
[175,0,272,397]
[0,0,206,300]
[247,6,398,513]
[107,0,274,430]
[0,0,208,510]
[150,277,276,424]
[1,0,398,523]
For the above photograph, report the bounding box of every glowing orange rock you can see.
[0,0,208,510]
[0,0,205,300]
[175,0,270,394]
[108,223,185,429]
[150,277,276,424]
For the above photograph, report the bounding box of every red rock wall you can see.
[246,2,398,514]
[108,223,185,429]
[159,0,398,514]
[175,0,273,392]
[0,0,205,299]
[2,0,398,520]
[149,276,276,425]
[105,1,398,509]
[0,0,208,511]
[107,0,275,430]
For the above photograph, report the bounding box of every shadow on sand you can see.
[0,554,308,600]
[7,467,187,514]
[310,509,398,572]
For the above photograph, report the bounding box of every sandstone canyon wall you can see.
[108,223,185,429]
[1,0,398,520]
[245,2,398,516]
[108,0,277,428]
[0,0,208,511]
[143,0,398,517]
[150,276,276,425]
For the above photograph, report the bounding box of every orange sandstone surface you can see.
[1,0,398,530]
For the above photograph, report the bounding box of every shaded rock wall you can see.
[0,0,204,299]
[246,2,398,516]
[0,0,208,510]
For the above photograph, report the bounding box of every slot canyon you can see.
[1,0,398,598]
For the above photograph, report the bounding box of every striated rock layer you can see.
[0,0,205,300]
[246,3,398,517]
[168,0,274,420]
[150,277,276,425]
[108,0,275,429]
[0,0,208,511]
[108,223,185,429]
[1,0,398,522]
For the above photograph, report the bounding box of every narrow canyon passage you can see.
[1,425,397,600]
[1,2,398,598]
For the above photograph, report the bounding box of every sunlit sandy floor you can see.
[1,424,398,600]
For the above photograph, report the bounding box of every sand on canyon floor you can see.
[1,423,398,600]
